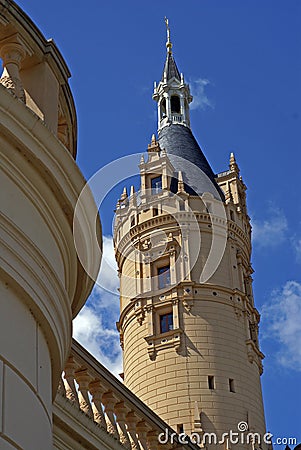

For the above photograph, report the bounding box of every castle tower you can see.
[115,20,266,446]
[0,2,100,449]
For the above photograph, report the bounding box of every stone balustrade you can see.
[56,339,199,450]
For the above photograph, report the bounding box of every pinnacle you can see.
[120,187,128,200]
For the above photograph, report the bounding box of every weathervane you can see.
[164,17,173,54]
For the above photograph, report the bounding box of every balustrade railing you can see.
[171,114,183,123]
[56,339,199,450]
[216,170,231,178]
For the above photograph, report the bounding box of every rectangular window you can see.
[158,265,170,289]
[130,215,135,227]
[151,176,162,194]
[160,312,173,333]
[179,200,185,211]
[177,424,184,434]
[229,378,235,393]
[208,376,215,390]
[153,207,158,216]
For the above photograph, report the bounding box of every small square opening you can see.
[177,424,184,434]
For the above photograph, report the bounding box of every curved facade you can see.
[0,2,101,448]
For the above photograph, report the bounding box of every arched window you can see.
[160,98,166,118]
[171,95,180,114]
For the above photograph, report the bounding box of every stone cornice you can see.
[118,283,259,334]
[0,0,78,157]
[0,0,71,81]
[115,209,251,271]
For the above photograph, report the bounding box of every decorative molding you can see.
[0,74,25,101]
[246,339,264,375]
[135,306,146,325]
[144,328,182,360]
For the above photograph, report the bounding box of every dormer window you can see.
[151,176,162,194]
[171,95,181,114]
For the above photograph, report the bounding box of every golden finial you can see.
[164,17,172,54]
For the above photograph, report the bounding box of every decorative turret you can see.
[153,18,193,131]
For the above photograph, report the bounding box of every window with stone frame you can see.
[160,312,173,334]
[157,264,170,289]
[151,175,162,194]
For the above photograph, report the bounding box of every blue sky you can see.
[18,0,301,443]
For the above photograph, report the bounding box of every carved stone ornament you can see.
[0,41,26,102]
[183,299,192,312]
[135,307,145,325]
[0,75,25,102]
[141,239,151,251]
[234,306,243,319]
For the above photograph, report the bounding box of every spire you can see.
[120,187,128,201]
[152,19,224,201]
[161,53,181,82]
[165,17,172,54]
[177,170,186,194]
[229,152,240,174]
[129,185,137,207]
[161,18,180,82]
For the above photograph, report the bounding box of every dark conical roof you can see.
[161,53,181,82]
[158,124,224,200]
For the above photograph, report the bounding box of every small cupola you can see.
[153,18,193,132]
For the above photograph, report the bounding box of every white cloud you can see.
[261,281,301,371]
[291,236,301,262]
[97,235,119,294]
[189,77,214,111]
[252,207,288,247]
[73,235,122,377]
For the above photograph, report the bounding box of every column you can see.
[0,35,26,102]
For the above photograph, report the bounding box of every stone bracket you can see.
[144,328,182,360]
